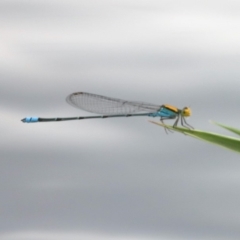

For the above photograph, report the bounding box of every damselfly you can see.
[21,92,193,130]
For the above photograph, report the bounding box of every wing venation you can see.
[66,92,161,114]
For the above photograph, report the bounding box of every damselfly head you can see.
[182,107,191,117]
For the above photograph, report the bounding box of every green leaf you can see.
[211,121,240,136]
[149,121,240,153]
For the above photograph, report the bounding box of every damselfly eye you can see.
[182,107,191,117]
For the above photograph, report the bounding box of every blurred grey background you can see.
[1,1,240,239]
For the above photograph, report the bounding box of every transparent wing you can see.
[66,92,161,114]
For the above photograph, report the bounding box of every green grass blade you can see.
[211,121,240,136]
[149,121,240,153]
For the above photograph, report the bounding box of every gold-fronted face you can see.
[182,107,191,117]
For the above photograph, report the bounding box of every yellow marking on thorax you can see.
[163,104,179,113]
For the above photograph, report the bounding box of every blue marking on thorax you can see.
[148,107,178,118]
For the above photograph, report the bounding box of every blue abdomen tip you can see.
[22,117,39,123]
